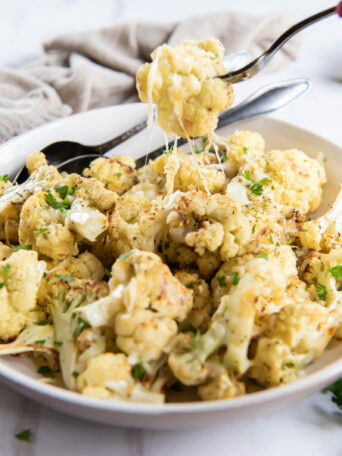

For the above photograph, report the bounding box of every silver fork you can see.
[220,3,342,84]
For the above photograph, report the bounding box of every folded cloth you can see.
[0,11,300,144]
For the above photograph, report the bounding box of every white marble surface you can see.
[1,0,342,455]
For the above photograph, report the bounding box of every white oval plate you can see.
[0,103,342,429]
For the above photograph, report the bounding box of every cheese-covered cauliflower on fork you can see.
[136,38,234,137]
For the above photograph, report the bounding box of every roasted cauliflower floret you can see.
[0,250,45,340]
[108,193,163,257]
[148,149,226,195]
[26,150,48,174]
[136,38,234,137]
[79,250,192,363]
[198,370,245,401]
[19,192,78,260]
[303,249,342,322]
[83,155,137,194]
[77,352,164,402]
[299,187,342,252]
[175,271,213,331]
[249,302,336,387]
[115,308,178,362]
[266,149,326,214]
[0,165,62,244]
[164,190,251,262]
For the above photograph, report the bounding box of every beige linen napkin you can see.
[0,11,300,144]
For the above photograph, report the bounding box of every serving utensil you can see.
[14,77,310,181]
[220,3,342,84]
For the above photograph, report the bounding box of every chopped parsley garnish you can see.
[164,241,170,250]
[258,252,269,260]
[13,244,32,252]
[104,268,112,278]
[220,155,228,163]
[202,135,208,144]
[73,317,91,339]
[327,378,342,410]
[2,264,10,275]
[231,272,240,286]
[242,146,249,154]
[241,170,272,196]
[292,247,298,258]
[43,272,48,278]
[330,265,342,281]
[34,340,46,345]
[53,340,63,347]
[37,365,55,378]
[315,283,327,300]
[37,320,52,326]
[269,234,274,244]
[15,429,32,442]
[0,282,5,289]
[45,190,70,212]
[55,274,74,282]
[252,224,256,233]
[191,329,201,351]
[132,362,145,381]
[35,227,49,236]
[0,174,9,183]
[263,155,270,166]
[55,183,76,199]
[119,250,134,260]
[217,274,227,287]
[194,145,203,154]
[185,279,202,289]
[114,173,122,178]
[164,146,174,155]
[72,371,79,378]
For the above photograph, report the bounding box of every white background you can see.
[1,0,342,455]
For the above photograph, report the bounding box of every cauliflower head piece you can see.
[136,38,234,137]
[0,250,45,340]
[83,155,137,194]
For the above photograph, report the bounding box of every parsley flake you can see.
[191,329,201,351]
[55,274,74,282]
[132,362,145,381]
[37,320,52,326]
[252,224,256,233]
[241,171,272,196]
[258,252,269,260]
[72,371,79,378]
[330,265,342,281]
[202,135,208,144]
[119,250,135,260]
[242,146,249,154]
[104,268,112,278]
[73,317,91,339]
[2,264,10,275]
[327,378,342,410]
[53,340,63,347]
[0,174,9,183]
[194,145,203,154]
[0,282,5,289]
[114,173,122,178]
[269,234,274,244]
[185,279,202,289]
[34,340,46,345]
[231,272,240,286]
[164,146,174,155]
[15,429,32,442]
[217,274,227,287]
[45,190,70,212]
[55,183,76,199]
[13,244,32,252]
[35,227,49,236]
[315,283,327,300]
[37,365,55,378]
